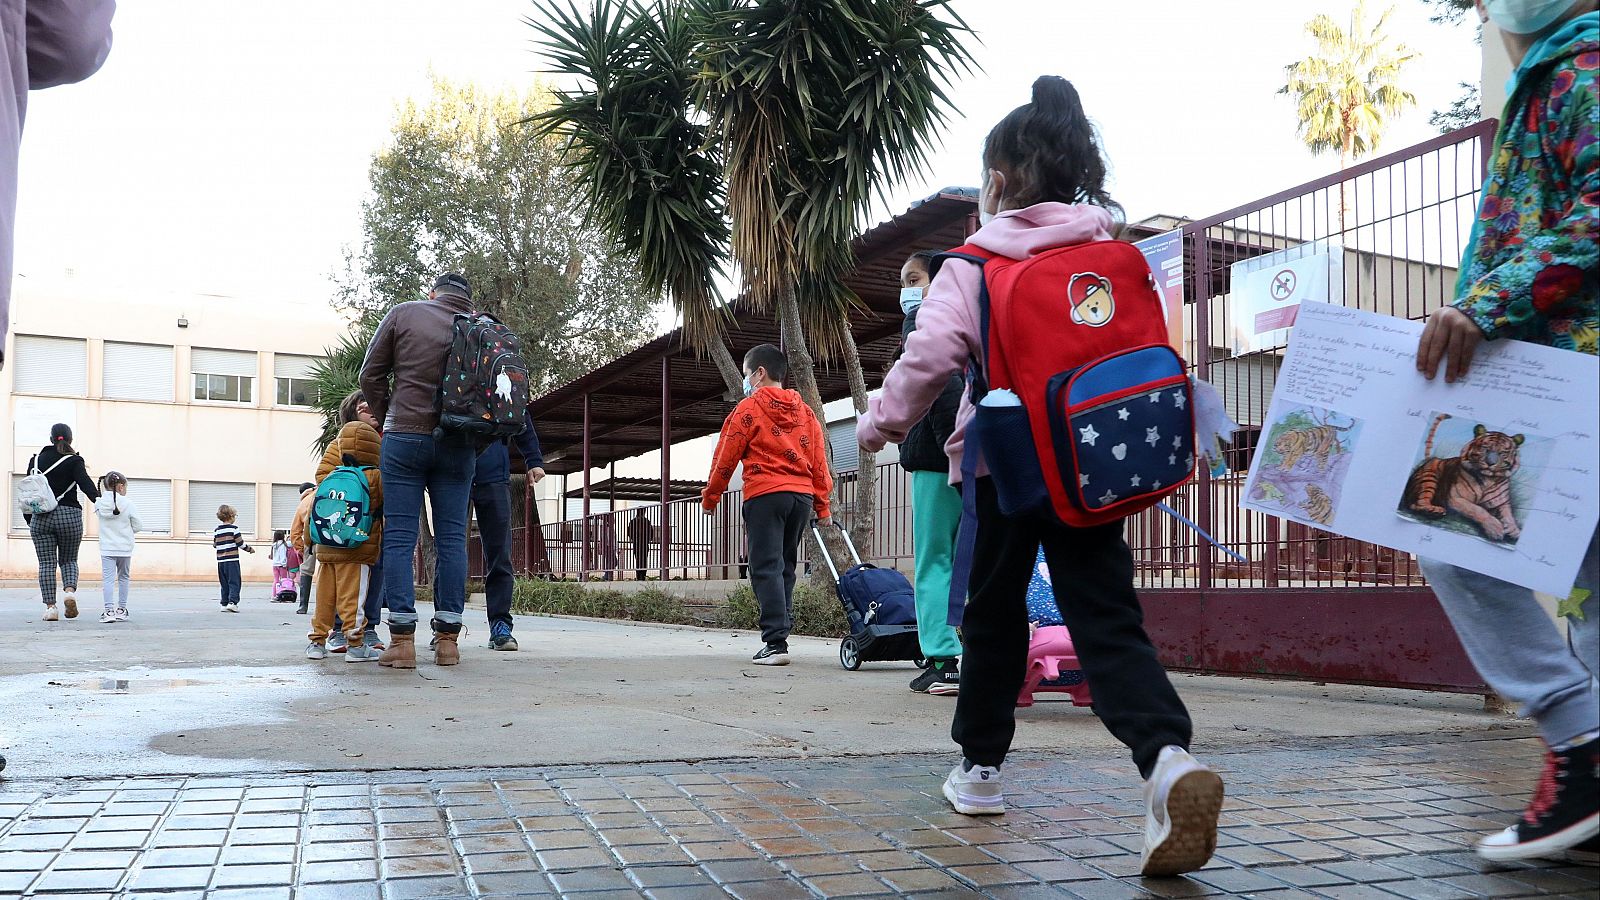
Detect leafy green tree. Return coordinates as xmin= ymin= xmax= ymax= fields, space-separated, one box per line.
xmin=1430 ymin=81 xmax=1482 ymax=133
xmin=532 ymin=0 xmax=975 ymax=556
xmin=336 ymin=77 xmax=660 ymax=394
xmin=1281 ymin=0 xmax=1419 ymax=224
xmin=1420 ymin=0 xmax=1474 ymax=25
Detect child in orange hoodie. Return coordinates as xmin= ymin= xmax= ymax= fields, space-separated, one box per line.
xmin=703 ymin=344 xmax=834 ymax=666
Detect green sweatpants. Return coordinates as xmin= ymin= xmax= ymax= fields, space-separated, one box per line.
xmin=911 ymin=469 xmax=963 ymax=659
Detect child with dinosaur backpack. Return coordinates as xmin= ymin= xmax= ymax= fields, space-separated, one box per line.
xmin=858 ymin=76 xmax=1222 ymax=877
xmin=298 ymin=421 xmax=384 ymax=662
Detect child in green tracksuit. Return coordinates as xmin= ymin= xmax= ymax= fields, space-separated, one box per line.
xmin=896 ymin=251 xmax=964 ymax=695
xmin=1413 ymin=3 xmax=1597 ymax=863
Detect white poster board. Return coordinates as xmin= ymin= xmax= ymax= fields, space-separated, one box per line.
xmin=12 ymin=398 xmax=76 ymax=449
xmin=1229 ymin=243 xmax=1342 ymax=356
xmin=1242 ymin=302 xmax=1599 ymax=596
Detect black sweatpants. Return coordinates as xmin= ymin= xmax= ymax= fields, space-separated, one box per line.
xmin=742 ymin=491 xmax=812 ymax=646
xmin=954 ymin=478 xmax=1191 ymax=778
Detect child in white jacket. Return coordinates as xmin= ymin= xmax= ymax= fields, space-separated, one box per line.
xmin=93 ymin=471 xmax=143 ymax=623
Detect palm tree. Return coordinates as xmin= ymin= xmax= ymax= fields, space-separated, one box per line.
xmin=307 ymin=323 xmax=375 ymax=454
xmin=532 ymin=0 xmax=975 ymax=557
xmin=1280 ymin=0 xmax=1418 ymax=226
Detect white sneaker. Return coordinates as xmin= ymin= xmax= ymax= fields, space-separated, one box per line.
xmin=225 ymin=603 xmax=240 ymax=613
xmin=942 ymin=761 xmax=1004 ymax=816
xmin=42 ymin=605 xmax=59 ymax=622
xmin=62 ymin=592 xmax=78 ymax=619
xmin=114 ymin=608 xmax=129 ymax=622
xmin=100 ymin=610 xmax=118 ymax=623
xmin=1141 ymin=746 xmax=1224 ymax=877
xmin=305 ymin=642 xmax=328 ymax=660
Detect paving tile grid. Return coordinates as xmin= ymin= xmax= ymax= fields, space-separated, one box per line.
xmin=0 ymin=732 xmax=1593 ymax=899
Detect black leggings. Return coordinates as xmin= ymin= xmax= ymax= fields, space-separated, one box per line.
xmin=953 ymin=478 xmax=1191 ymax=778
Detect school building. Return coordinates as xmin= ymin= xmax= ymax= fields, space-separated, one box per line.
xmin=2 ymin=276 xmax=346 ymax=583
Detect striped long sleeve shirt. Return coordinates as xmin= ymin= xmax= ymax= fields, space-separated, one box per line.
xmin=214 ymin=523 xmax=250 ymax=563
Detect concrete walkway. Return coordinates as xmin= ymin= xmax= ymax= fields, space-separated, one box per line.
xmin=1 ymin=583 xmax=1519 ymax=780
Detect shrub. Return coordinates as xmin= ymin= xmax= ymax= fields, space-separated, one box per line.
xmin=510 ymin=579 xmax=695 ymax=625
xmin=716 ymin=583 xmax=846 ymax=638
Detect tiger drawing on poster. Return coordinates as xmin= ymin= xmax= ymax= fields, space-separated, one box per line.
xmin=1400 ymin=414 xmax=1524 ymax=543
xmin=1273 ymin=422 xmax=1351 ymax=472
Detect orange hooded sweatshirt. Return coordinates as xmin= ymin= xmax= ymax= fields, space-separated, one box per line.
xmin=702 ymin=386 xmax=833 ymax=518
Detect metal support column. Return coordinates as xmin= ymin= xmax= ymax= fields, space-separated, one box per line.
xmin=582 ymin=393 xmax=592 ymax=576
xmin=660 ymin=355 xmax=672 ymax=582
xmin=1190 ymin=227 xmax=1214 ymax=592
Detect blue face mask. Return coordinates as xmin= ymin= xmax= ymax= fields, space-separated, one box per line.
xmin=1485 ymin=0 xmax=1578 ymax=34
xmin=742 ymin=374 xmax=757 ymax=398
xmin=900 ymin=286 xmax=924 ymax=315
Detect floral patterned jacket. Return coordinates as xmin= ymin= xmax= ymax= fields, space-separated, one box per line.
xmin=1454 ymin=16 xmax=1598 ymax=355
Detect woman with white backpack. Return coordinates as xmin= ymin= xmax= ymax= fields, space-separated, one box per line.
xmin=18 ymin=424 xmax=100 ymax=621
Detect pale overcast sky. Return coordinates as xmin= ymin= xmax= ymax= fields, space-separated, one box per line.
xmin=13 ymin=0 xmax=1480 ymax=310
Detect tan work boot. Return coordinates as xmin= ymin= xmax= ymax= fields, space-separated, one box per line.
xmin=434 ymin=631 xmax=461 ymax=666
xmin=378 ymin=632 xmax=416 ymax=669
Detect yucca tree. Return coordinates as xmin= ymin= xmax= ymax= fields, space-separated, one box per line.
xmin=533 ymin=0 xmax=974 ymax=555
xmin=1281 ymin=0 xmax=1418 ymax=225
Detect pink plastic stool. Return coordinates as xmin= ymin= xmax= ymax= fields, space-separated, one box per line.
xmin=1017 ymin=625 xmax=1094 ymax=708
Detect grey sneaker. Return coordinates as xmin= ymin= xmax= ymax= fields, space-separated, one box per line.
xmin=943 ymin=760 xmax=1004 ymax=815
xmin=328 ymin=632 xmax=348 ymax=653
xmin=305 ymin=642 xmax=328 ymax=660
xmin=345 ymin=644 xmax=381 ymax=662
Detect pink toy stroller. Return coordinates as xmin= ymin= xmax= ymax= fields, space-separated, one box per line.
xmin=273 ymin=573 xmax=297 ymax=603
xmin=1018 ymin=547 xmax=1094 ymax=708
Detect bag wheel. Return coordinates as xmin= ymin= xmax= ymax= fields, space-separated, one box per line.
xmin=839 ymin=636 xmax=862 ymax=671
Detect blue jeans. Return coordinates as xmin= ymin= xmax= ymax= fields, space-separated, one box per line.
xmin=217 ymin=562 xmax=242 ymax=606
xmin=380 ymin=432 xmax=475 ymax=630
xmin=472 ymin=481 xmax=515 ymax=633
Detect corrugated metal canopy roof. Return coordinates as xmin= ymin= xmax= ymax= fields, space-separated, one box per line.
xmin=529 ymin=189 xmax=979 ymax=476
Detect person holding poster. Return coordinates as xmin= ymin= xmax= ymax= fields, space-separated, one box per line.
xmin=1414 ymin=0 xmax=1598 ymax=863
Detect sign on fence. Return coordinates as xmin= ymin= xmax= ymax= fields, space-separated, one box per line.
xmin=1133 ymin=228 xmax=1185 ymax=351
xmin=1242 ymin=301 xmax=1600 ymax=596
xmin=1229 ymin=242 xmax=1342 ymax=356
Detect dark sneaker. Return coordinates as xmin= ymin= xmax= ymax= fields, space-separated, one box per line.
xmin=489 ymin=622 xmax=518 ymax=651
xmin=911 ymin=659 xmax=960 ymax=695
xmin=1478 ymin=738 xmax=1600 ymax=862
xmin=752 ymin=643 xmax=790 ymax=666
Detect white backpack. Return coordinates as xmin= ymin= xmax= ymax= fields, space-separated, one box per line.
xmin=14 ymin=455 xmax=71 ymax=519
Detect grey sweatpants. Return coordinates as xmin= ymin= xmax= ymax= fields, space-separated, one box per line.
xmin=1420 ymin=528 xmax=1599 ymax=746
xmin=742 ymin=492 xmax=813 ymax=646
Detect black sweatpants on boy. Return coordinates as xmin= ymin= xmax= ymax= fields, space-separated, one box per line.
xmin=954 ymin=478 xmax=1191 ymax=778
xmin=743 ymin=491 xmax=812 ymax=646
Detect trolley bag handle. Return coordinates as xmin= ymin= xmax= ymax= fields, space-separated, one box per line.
xmin=809 ymin=519 xmax=864 ymax=582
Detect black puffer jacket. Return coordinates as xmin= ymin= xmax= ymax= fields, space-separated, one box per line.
xmin=896 ymin=306 xmax=964 ymax=474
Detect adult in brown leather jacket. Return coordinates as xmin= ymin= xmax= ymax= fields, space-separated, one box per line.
xmin=357 ymin=272 xmax=479 ymax=668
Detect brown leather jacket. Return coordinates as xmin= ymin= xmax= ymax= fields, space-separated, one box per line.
xmin=358 ymin=293 xmax=473 ymax=434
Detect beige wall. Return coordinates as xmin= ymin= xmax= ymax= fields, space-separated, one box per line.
xmin=4 ymin=278 xmax=348 ymax=583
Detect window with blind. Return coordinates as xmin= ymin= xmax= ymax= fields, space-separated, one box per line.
xmin=270 ymin=483 xmax=303 ymax=531
xmin=103 ymin=342 xmax=174 ymax=402
xmin=191 ymin=348 xmax=256 ymax=404
xmin=123 ymin=479 xmax=173 ymax=534
xmin=273 ymin=354 xmax=321 ymax=407
xmin=9 ymin=335 xmax=87 ymax=396
xmin=188 ymin=481 xmax=256 ymax=536
xmin=827 ymin=419 xmax=859 ymax=474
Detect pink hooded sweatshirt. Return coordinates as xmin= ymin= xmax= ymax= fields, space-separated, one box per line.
xmin=856 ymin=202 xmax=1115 ymax=484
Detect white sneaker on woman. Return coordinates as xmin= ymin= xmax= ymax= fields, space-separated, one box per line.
xmin=43 ymin=605 xmax=59 ymax=622
xmin=99 ymin=610 xmax=118 ymax=623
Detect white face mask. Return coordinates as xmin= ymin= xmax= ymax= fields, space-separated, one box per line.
xmin=742 ymin=372 xmax=757 ymax=398
xmin=978 ymin=171 xmax=998 ymax=226
xmin=1484 ymin=0 xmax=1579 ymax=33
xmin=899 ymin=286 xmax=924 ymax=315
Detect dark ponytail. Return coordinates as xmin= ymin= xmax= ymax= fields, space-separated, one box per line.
xmin=983 ymin=76 xmax=1121 ymax=220
xmin=49 ymin=423 xmax=74 ymax=456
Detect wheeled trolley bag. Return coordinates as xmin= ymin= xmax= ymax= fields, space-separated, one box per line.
xmin=811 ymin=520 xmax=924 ymax=671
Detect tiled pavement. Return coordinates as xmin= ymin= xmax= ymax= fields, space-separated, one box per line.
xmin=0 ymin=732 xmax=1594 ymax=899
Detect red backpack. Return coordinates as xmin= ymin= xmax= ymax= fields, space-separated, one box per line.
xmin=943 ymin=239 xmax=1196 ymax=528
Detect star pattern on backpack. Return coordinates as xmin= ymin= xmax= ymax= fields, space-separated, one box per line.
xmin=1069 ymin=387 xmax=1194 ymax=511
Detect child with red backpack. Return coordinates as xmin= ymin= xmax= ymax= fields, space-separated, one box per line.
xmin=858 ymin=76 xmax=1222 ymax=877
